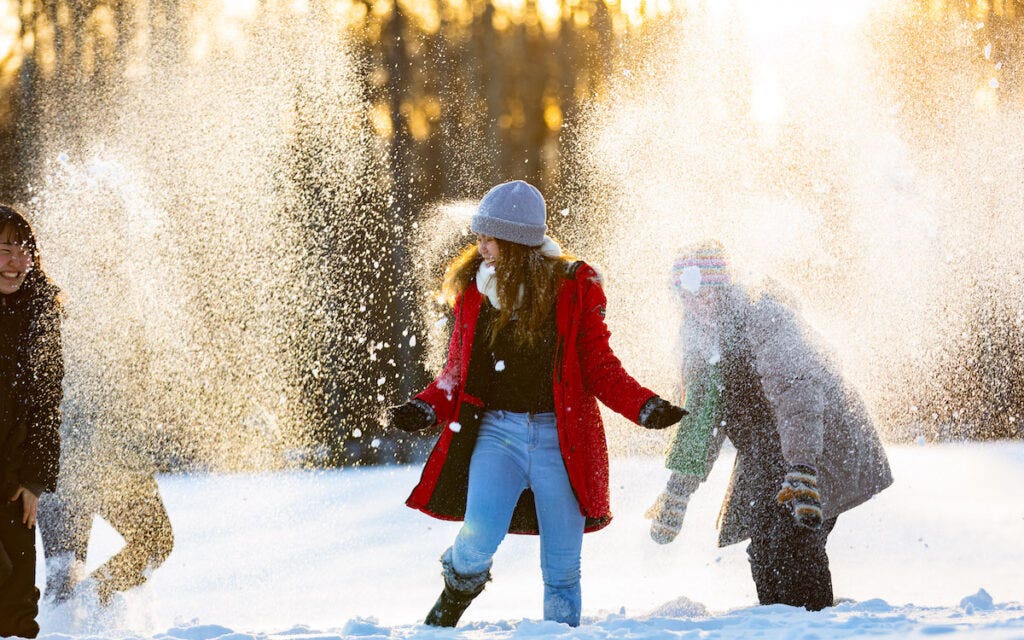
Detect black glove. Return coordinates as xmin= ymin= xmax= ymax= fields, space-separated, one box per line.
xmin=387 ymin=401 xmax=433 ymax=433
xmin=640 ymin=397 xmax=688 ymax=430
xmin=776 ymin=464 xmax=824 ymax=530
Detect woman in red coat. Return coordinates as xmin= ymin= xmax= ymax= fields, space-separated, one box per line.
xmin=388 ymin=180 xmax=685 ymax=628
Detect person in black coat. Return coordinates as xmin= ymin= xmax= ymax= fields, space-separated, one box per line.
xmin=0 ymin=205 xmax=62 ymax=638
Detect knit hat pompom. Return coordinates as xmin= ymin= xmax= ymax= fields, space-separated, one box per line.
xmin=470 ymin=180 xmax=547 ymax=247
xmin=672 ymin=240 xmax=731 ymax=295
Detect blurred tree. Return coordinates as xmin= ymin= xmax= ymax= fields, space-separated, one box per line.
xmin=0 ymin=0 xmax=681 ymax=465
xmin=7 ymin=0 xmax=1024 ymax=462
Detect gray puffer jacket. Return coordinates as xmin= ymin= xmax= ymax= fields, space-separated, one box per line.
xmin=668 ymin=288 xmax=893 ymax=546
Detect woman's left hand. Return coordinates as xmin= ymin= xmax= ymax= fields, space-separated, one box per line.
xmin=8 ymin=486 xmax=38 ymax=529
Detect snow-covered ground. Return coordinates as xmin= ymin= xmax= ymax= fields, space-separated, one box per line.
xmin=37 ymin=441 xmax=1024 ymax=639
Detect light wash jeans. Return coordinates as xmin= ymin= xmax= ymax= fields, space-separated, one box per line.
xmin=449 ymin=410 xmax=586 ymax=626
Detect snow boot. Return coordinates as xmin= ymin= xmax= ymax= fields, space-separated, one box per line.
xmin=424 ymin=548 xmax=490 ymax=627
xmin=424 ymin=577 xmax=486 ymax=627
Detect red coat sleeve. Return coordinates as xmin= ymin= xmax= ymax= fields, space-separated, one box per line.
xmin=415 ymin=296 xmax=464 ymax=427
xmin=574 ymin=264 xmax=657 ymax=423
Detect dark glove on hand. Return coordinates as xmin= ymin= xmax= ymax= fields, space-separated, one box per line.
xmin=640 ymin=397 xmax=688 ymax=430
xmin=387 ymin=401 xmax=433 ymax=433
xmin=776 ymin=464 xmax=824 ymax=530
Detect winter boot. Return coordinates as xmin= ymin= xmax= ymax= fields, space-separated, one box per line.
xmin=424 ymin=548 xmax=490 ymax=627
xmin=0 ymin=587 xmax=40 ymax=638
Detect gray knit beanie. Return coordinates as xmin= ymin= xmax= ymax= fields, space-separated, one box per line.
xmin=470 ymin=180 xmax=547 ymax=247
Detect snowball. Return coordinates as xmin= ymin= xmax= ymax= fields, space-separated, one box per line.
xmin=342 ymin=618 xmax=388 ymax=636
xmin=677 ymin=265 xmax=703 ymax=294
xmin=352 ymin=428 xmax=362 ymax=438
xmin=959 ymin=588 xmax=994 ymax=612
xmin=370 ymin=438 xmax=381 ymax=448
xmin=644 ymin=595 xmax=708 ymax=618
xmin=495 ymin=360 xmax=506 ymax=372
xmin=854 ymin=598 xmax=895 ymax=613
xmin=409 ymin=335 xmax=416 ymax=347
xmin=449 ymin=422 xmax=462 ymax=433
xmin=376 ymin=377 xmax=386 ymax=386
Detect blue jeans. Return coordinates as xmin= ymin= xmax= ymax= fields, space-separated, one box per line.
xmin=449 ymin=410 xmax=586 ymax=626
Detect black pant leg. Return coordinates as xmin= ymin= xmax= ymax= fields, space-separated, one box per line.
xmin=747 ymin=501 xmax=837 ymax=611
xmin=0 ymin=500 xmax=40 ymax=638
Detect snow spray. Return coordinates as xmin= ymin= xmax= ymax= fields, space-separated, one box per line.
xmin=27 ymin=3 xmax=383 ymax=471
xmin=559 ymin=0 xmax=1024 ymax=451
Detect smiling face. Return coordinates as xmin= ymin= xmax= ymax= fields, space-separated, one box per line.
xmin=476 ymin=233 xmax=500 ymax=267
xmin=0 ymin=224 xmax=33 ymax=295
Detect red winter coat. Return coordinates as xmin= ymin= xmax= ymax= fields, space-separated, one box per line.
xmin=406 ymin=262 xmax=656 ymax=534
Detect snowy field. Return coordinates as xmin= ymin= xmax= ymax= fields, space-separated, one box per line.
xmin=37 ymin=441 xmax=1024 ymax=639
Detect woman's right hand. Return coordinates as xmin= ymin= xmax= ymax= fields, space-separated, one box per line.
xmin=386 ymin=401 xmax=433 ymax=433
xmin=646 ymin=472 xmax=700 ymax=544
xmin=639 ymin=397 xmax=688 ymax=429
xmin=8 ymin=486 xmax=38 ymax=529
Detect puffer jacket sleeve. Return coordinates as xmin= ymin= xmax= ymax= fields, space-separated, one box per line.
xmin=747 ymin=296 xmax=825 ymax=465
xmin=20 ymin=294 xmax=63 ymax=495
xmin=574 ymin=264 xmax=656 ymax=422
xmin=414 ymin=295 xmax=464 ymax=427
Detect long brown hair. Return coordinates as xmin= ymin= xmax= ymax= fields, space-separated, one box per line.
xmin=441 ymin=238 xmax=574 ymax=347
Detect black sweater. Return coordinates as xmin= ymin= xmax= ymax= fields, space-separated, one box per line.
xmin=465 ymin=300 xmax=557 ymax=414
xmin=0 ymin=277 xmax=63 ymax=496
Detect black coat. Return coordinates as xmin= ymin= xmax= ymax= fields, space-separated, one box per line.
xmin=0 ymin=275 xmax=62 ymax=497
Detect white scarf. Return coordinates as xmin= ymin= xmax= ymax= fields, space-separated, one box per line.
xmin=475 ymin=236 xmax=563 ymax=310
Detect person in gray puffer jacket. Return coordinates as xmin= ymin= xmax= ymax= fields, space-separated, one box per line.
xmin=646 ymin=240 xmax=892 ymax=611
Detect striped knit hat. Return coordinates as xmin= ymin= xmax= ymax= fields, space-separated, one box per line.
xmin=671 ymin=240 xmax=731 ymax=294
